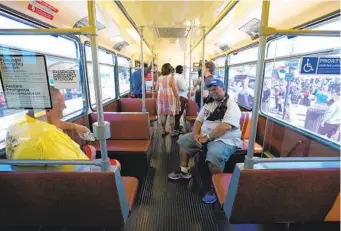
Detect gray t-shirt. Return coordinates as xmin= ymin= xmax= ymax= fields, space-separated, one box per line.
xmin=196 ymin=98 xmax=242 ymax=148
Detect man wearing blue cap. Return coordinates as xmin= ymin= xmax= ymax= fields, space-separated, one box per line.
xmin=168 ymin=79 xmax=242 ymax=204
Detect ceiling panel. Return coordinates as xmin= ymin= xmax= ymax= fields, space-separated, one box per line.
xmin=121 ymin=0 xmax=228 ymax=49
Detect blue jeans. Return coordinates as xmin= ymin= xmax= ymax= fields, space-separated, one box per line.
xmin=177 ymin=133 xmax=237 ymax=170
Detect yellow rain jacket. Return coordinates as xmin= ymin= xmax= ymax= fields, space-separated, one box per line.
xmin=6 ymin=115 xmax=89 ymax=171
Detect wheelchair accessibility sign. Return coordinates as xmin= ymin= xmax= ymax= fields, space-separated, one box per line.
xmin=300 ymin=56 xmax=340 ymax=75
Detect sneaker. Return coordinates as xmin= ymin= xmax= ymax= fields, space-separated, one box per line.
xmin=168 ymin=171 xmax=192 ymax=180
xmin=202 ymin=189 xmax=217 ymax=204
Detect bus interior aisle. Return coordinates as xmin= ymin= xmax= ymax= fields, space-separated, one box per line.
xmin=123 ymin=126 xmax=340 ymax=231
xmin=0 ymin=0 xmax=340 ymax=230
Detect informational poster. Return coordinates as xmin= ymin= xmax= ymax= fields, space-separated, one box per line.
xmin=0 ymin=55 xmax=52 ymax=109
xmin=51 ymin=69 xmax=80 ymax=89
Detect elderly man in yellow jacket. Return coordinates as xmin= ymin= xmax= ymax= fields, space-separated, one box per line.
xmin=6 ymin=87 xmax=92 ymax=169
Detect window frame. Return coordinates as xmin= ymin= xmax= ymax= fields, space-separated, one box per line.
xmin=84 ymin=41 xmax=117 ymax=111
xmin=116 ymin=53 xmax=132 ymax=97
xmin=0 ymin=13 xmax=89 ymax=119
xmin=0 ymin=9 xmax=89 ymax=151
xmin=258 ymin=15 xmax=341 ymax=151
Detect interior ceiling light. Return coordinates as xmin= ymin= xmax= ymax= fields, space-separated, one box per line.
xmin=73 ymin=17 xmax=106 ymax=30
xmin=113 ymin=41 xmax=129 ymax=52
xmin=239 ymin=18 xmax=261 ymax=40
xmin=214 ymin=41 xmax=229 ymax=52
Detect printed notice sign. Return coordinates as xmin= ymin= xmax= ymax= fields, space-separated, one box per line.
xmin=300 ymin=56 xmax=340 ymax=75
xmin=52 ymin=69 xmax=80 ymax=89
xmin=28 ymin=0 xmax=58 ymax=20
xmin=0 ymin=55 xmax=52 ymax=109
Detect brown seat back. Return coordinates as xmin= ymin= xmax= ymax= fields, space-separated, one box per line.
xmin=0 ymin=170 xmax=129 ymax=228
xmin=145 ymin=91 xmax=157 ymax=98
xmin=119 ymin=98 xmax=157 ymax=117
xmin=240 ymin=112 xmax=251 ymax=140
xmin=90 ymin=112 xmax=150 ymax=140
xmin=186 ymin=99 xmax=198 ymax=117
xmin=224 ymin=165 xmax=340 ymax=223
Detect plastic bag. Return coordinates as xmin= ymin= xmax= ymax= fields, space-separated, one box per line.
xmin=6 ymin=115 xmax=89 ymax=164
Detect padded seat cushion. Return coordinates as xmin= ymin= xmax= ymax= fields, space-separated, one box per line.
xmin=212 ymin=173 xmax=233 ymax=206
xmin=122 ymin=176 xmax=139 ymax=211
xmin=94 ymin=140 xmax=150 ymax=154
xmin=235 ymin=139 xmax=263 ymax=155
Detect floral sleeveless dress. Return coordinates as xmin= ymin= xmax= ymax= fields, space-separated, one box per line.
xmin=157 ymin=75 xmax=179 ymax=115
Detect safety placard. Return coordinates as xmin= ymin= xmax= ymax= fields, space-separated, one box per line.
xmin=28 ymin=0 xmax=58 ymax=20
xmin=52 ymin=69 xmax=80 ymax=89
xmin=0 ymin=55 xmax=52 ymax=109
xmin=300 ymin=57 xmax=340 ymax=75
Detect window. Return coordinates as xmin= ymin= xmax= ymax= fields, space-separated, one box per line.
xmin=261 ymin=17 xmax=341 ymax=145
xmin=0 ymin=13 xmax=86 ymax=148
xmin=46 ymin=58 xmax=83 ymax=117
xmin=212 ymin=56 xmax=226 ymax=83
xmin=228 ymin=64 xmax=257 ymax=108
xmin=227 ymin=46 xmax=258 ymax=108
xmin=267 ymin=18 xmax=341 ymax=59
xmin=117 ymin=56 xmax=131 ymax=95
xmin=85 ymin=45 xmax=116 ymax=106
xmin=229 ymin=46 xmax=258 ymax=65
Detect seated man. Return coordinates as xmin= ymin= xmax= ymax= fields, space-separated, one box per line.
xmin=6 ymin=87 xmax=90 ymax=167
xmin=46 ymin=86 xmax=90 ymax=135
xmin=168 ymin=79 xmax=242 ymax=204
xmin=6 ymin=86 xmax=121 ymax=171
xmin=4 ymin=87 xmax=121 ymax=172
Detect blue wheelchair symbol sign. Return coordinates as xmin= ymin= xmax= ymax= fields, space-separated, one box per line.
xmin=300 ymin=57 xmax=318 ymax=74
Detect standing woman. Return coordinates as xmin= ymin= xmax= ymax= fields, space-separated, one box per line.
xmin=156 ymin=63 xmax=180 ymax=136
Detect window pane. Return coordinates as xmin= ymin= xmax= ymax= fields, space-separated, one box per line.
xmin=85 ymin=45 xmax=113 ymax=64
xmin=213 ymin=57 xmax=226 ymax=83
xmin=229 ymin=46 xmax=258 ymax=65
xmin=117 ymin=56 xmax=131 ymax=67
xmin=0 ymin=15 xmax=77 ymax=59
xmin=87 ymin=63 xmax=116 ymax=105
xmin=228 ymin=64 xmax=257 ymax=108
xmin=267 ymin=18 xmax=341 ymax=58
xmin=46 ymin=58 xmax=84 ymax=117
xmin=261 ymin=53 xmax=341 ymax=145
xmin=118 ymin=66 xmax=131 ymax=95
xmin=0 ymin=14 xmax=84 ymax=149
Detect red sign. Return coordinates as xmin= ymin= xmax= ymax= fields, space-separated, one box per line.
xmin=35 ymin=0 xmax=59 ymax=13
xmin=28 ymin=3 xmax=54 ymax=20
xmin=145 ymin=72 xmax=152 ymax=81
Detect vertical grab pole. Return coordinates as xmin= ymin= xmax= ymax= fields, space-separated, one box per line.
xmin=183 ymin=43 xmax=186 ymax=80
xmin=200 ymin=27 xmax=206 ymax=109
xmin=189 ymin=44 xmax=192 ymax=96
xmin=151 ymin=47 xmax=155 ymax=99
xmin=87 ymin=0 xmax=110 ymax=171
xmin=140 ymin=26 xmax=146 ymax=112
xmin=244 ymin=0 xmax=270 ymax=169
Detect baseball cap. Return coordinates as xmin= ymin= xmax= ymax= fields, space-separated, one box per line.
xmin=206 ymin=79 xmax=225 ymax=88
